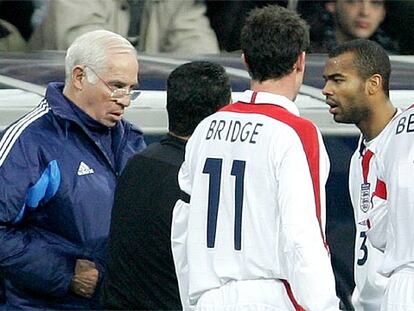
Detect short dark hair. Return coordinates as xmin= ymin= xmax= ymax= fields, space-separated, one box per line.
xmin=240 ymin=5 xmax=310 ymax=82
xmin=329 ymin=39 xmax=391 ymax=97
xmin=167 ymin=61 xmax=231 ymax=136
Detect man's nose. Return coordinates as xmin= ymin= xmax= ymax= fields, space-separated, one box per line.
xmin=116 ymin=96 xmax=131 ymax=108
xmin=322 ymin=83 xmax=331 ymax=96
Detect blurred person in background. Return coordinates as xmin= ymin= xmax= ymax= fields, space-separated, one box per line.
xmin=0 ymin=19 xmax=27 ymax=52
xmin=102 ymin=61 xmax=231 ymax=310
xmin=300 ymin=0 xmax=398 ymax=53
xmin=206 ymin=1 xmax=292 ymax=52
xmin=0 ymin=30 xmax=146 ymax=309
xmin=29 ymin=0 xmax=219 ymax=54
xmin=383 ymin=0 xmax=414 ymax=54
xmin=0 ymin=0 xmax=34 ymax=51
xmin=326 ymin=0 xmax=386 ymax=44
xmin=0 ymin=0 xmax=34 ymax=40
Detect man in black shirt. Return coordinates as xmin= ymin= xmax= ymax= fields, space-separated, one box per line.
xmin=102 ymin=61 xmax=232 ymax=310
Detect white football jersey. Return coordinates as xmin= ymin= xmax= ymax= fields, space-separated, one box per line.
xmin=371 ymin=105 xmax=414 ymax=277
xmin=172 ymin=91 xmax=338 ymax=310
xmin=349 ymin=131 xmax=391 ymax=311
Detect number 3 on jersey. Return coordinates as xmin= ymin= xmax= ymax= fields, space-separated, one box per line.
xmin=357 ymin=231 xmax=368 ymax=265
xmin=203 ymin=157 xmax=246 ymax=251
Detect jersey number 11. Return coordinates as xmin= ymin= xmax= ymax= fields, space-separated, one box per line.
xmin=203 ymin=157 xmax=246 ymax=251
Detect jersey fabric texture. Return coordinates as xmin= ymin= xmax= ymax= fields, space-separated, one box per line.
xmin=380 ymin=268 xmax=414 ymax=311
xmin=171 ymin=91 xmax=339 ymax=311
xmin=0 ymin=82 xmax=146 ymax=310
xmin=349 ymin=110 xmax=400 ymax=310
xmin=349 ymin=131 xmax=392 ymax=311
xmin=194 ymin=278 xmax=307 ymax=311
xmin=102 ymin=134 xmax=184 ymax=310
xmin=370 ymin=105 xmax=414 ymax=310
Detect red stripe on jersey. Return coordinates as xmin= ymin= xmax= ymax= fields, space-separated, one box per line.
xmin=362 ymin=150 xmax=374 ymax=183
xmin=221 ymin=102 xmax=325 ymax=242
xmin=282 ymin=280 xmax=305 ymax=311
xmin=373 ymin=178 xmax=387 ymax=200
xmin=251 ymin=91 xmax=258 ymax=103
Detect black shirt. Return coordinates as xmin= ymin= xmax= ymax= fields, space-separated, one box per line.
xmin=102 ymin=134 xmax=185 ymax=310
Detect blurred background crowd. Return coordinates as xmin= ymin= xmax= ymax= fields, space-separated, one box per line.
xmin=1 ymin=0 xmax=413 ymax=55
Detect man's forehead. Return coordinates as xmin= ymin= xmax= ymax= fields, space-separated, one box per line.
xmin=325 ymin=52 xmax=356 ymax=72
xmin=105 ymin=53 xmax=139 ymax=71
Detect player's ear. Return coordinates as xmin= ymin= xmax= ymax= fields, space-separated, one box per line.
xmin=241 ymin=53 xmax=250 ymax=73
xmin=295 ymin=52 xmax=306 ymax=73
xmin=367 ymin=74 xmax=382 ymax=96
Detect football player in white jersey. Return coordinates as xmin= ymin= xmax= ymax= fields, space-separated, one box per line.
xmin=171 ymin=5 xmax=339 ymax=311
xmin=369 ymin=105 xmax=414 ymax=310
xmin=322 ymin=39 xmax=398 ymax=311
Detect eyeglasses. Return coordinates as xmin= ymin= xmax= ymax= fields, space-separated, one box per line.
xmin=85 ymin=66 xmax=141 ymax=100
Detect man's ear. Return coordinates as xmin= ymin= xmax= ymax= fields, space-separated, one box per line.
xmin=366 ymin=74 xmax=382 ymax=96
xmin=325 ymin=1 xmax=336 ymax=14
xmin=71 ymin=66 xmax=85 ymax=90
xmin=241 ymin=53 xmax=250 ymax=72
xmin=295 ymin=51 xmax=306 ymax=73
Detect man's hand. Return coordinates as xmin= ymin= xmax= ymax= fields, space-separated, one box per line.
xmin=69 ymin=259 xmax=99 ymax=298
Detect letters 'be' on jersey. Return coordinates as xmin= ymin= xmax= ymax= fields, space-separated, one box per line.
xmin=173 ymin=91 xmax=338 ymax=310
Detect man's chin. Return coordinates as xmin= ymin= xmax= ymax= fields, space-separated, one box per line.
xmin=333 ymin=115 xmax=353 ymax=124
xmin=100 ymin=119 xmax=118 ymax=128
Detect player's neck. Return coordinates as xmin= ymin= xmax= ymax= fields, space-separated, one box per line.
xmin=250 ymin=77 xmax=298 ymax=102
xmin=359 ymin=100 xmax=396 ymax=141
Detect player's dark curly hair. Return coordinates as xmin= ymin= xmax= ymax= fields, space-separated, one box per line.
xmin=167 ymin=61 xmax=231 ymax=137
xmin=329 ymin=39 xmax=391 ymax=97
xmin=241 ymin=5 xmax=310 ymax=82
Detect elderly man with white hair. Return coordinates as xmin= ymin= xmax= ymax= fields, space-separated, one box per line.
xmin=0 ymin=29 xmax=146 ymax=309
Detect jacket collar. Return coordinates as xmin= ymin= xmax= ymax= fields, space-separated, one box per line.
xmin=45 ymin=82 xmax=85 ymax=124
xmin=237 ymin=90 xmax=300 ymax=116
xmin=44 ymin=82 xmax=137 ymax=170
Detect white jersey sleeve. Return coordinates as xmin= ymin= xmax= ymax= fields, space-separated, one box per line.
xmin=172 ymin=92 xmax=339 ymax=311
xmin=276 ymin=123 xmax=337 ymax=310
xmin=171 ymin=199 xmax=192 ymax=311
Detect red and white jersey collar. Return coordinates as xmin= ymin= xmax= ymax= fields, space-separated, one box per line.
xmin=237 ymin=90 xmax=300 ymax=117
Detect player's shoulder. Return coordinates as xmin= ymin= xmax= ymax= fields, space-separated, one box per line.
xmin=391 ymin=105 xmax=414 ymax=136
xmin=375 ymin=106 xmax=413 ymax=154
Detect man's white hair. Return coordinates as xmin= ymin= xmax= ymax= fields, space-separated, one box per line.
xmin=65 ymin=30 xmax=137 ymax=84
